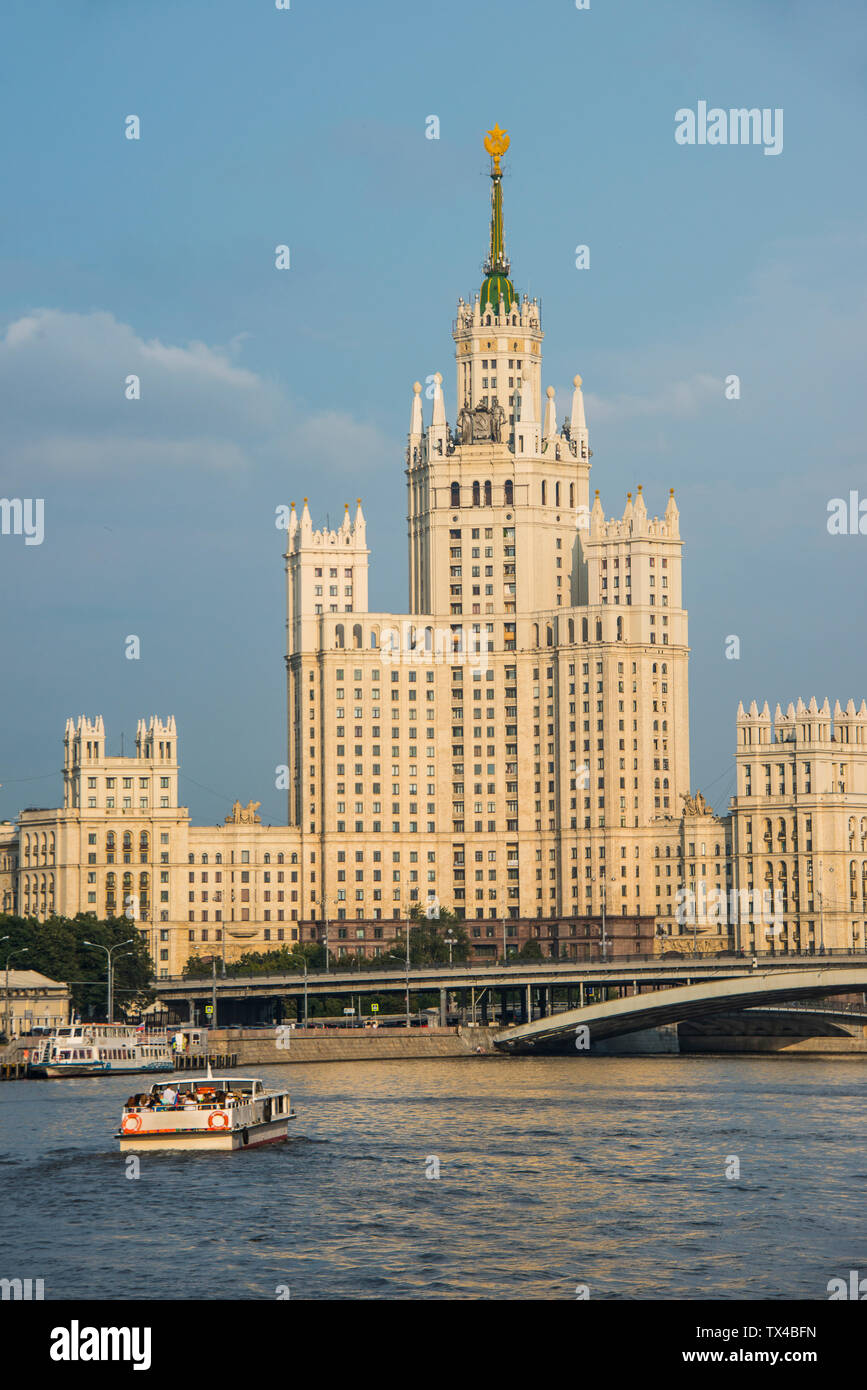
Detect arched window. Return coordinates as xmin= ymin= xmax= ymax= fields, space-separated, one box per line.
xmin=555 ymin=482 xmax=561 ymax=507
xmin=569 ymin=483 xmax=574 ymax=508
xmin=616 ymin=616 xmax=623 ymax=640
xmin=595 ymin=619 xmax=602 ymax=641
xmin=546 ymin=625 xmax=553 ymax=647
xmin=541 ymin=481 xmax=547 ymax=505
xmin=353 ymin=623 xmax=362 ymax=648
xmin=188 ymin=853 xmax=195 ymax=864
xmin=582 ymin=617 xmax=588 ymax=642
xmin=370 ymin=630 xmax=378 ymax=649
xmin=504 ymin=479 xmax=513 ymax=505
xmin=472 ymin=480 xmax=480 ymax=507
xmin=568 ymin=618 xmax=574 ymax=643
xmin=451 ymin=482 xmax=461 ymax=508
xmin=291 ymin=852 xmax=298 ymax=865
xmin=106 ymin=831 xmax=116 ymax=853
xmin=264 ymin=852 xmax=271 ymax=864
xmin=123 ymin=831 xmax=132 ymax=852
xmin=533 ymin=623 xmax=540 ymax=646
xmin=484 ymin=480 xmax=492 ymax=506
xmin=335 ymin=623 xmax=344 ymax=649
xmin=215 ymin=853 xmax=222 ymax=864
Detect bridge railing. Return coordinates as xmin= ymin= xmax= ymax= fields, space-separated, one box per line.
xmin=174 ymin=945 xmax=867 ymax=982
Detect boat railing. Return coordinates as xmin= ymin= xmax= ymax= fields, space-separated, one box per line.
xmin=122 ymin=1096 xmax=251 ymax=1114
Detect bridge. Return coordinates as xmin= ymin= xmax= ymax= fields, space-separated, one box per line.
xmin=491 ymin=966 xmax=867 ymax=1051
xmin=152 ymin=954 xmax=867 ymax=1032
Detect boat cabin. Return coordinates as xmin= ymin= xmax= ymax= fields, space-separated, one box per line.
xmin=123 ymin=1078 xmax=280 ymax=1113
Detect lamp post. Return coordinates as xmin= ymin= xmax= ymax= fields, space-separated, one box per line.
xmin=591 ymin=875 xmax=615 ymax=963
xmin=444 ymin=931 xmax=456 ymax=966
xmin=322 ymin=899 xmax=332 ymax=972
xmin=83 ymin=938 xmax=135 ymax=1022
xmin=405 ymin=911 xmax=411 ymax=1034
xmin=4 ymin=947 xmax=28 ymax=1041
xmin=817 ymin=863 xmax=834 ymax=955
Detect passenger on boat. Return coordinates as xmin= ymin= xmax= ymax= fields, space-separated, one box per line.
xmin=160 ymin=1085 xmax=177 ymax=1107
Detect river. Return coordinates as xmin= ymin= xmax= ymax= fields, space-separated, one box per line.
xmin=1 ymin=1055 xmax=864 ymax=1300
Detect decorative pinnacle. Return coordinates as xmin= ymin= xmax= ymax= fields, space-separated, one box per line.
xmin=483 ymin=123 xmax=510 ymax=174
xmin=482 ymin=125 xmax=511 ymax=280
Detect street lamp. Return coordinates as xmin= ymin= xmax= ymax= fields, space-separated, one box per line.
xmin=83 ymin=937 xmax=135 ymax=1023
xmin=444 ymin=931 xmax=457 ymax=966
xmin=4 ymin=947 xmax=28 ymax=1040
xmin=816 ymin=863 xmax=835 ymax=955
xmin=320 ymin=898 xmax=333 ymax=972
xmin=591 ymin=874 xmax=616 ymax=963
xmin=405 ymin=911 xmax=411 ymax=1034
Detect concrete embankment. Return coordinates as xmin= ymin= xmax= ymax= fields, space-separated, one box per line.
xmin=204 ymin=1025 xmax=500 ymax=1066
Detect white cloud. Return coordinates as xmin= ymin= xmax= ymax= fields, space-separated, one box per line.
xmin=585 ymin=373 xmax=721 ymax=423
xmin=0 ymin=308 xmax=391 ymax=482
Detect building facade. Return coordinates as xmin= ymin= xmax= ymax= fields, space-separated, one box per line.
xmin=728 ymin=698 xmax=867 ymax=953
xmin=1 ymin=969 xmax=71 ymax=1038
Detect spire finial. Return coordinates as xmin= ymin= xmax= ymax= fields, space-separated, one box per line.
xmin=482 ymin=125 xmax=511 ymax=283
xmin=483 ymin=123 xmax=510 ymax=175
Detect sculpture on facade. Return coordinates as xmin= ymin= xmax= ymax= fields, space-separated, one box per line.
xmin=458 ymin=397 xmax=506 ymax=444
xmin=225 ymin=800 xmax=262 ymax=825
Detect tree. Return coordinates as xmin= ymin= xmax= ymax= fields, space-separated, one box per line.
xmin=380 ymin=910 xmax=472 ymax=966
xmin=517 ymin=938 xmax=543 ymax=960
xmin=0 ymin=912 xmax=154 ymax=1021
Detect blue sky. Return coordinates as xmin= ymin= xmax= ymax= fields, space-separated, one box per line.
xmin=1 ymin=0 xmax=865 ymax=825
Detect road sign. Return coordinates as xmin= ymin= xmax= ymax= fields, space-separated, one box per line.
xmin=371 ymin=1002 xmax=379 ymax=1013
xmin=204 ymin=1005 xmax=213 ymax=1016
xmin=343 ymin=1007 xmax=355 ymax=1015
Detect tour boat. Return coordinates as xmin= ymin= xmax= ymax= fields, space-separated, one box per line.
xmin=116 ymin=1075 xmax=295 ymax=1151
xmin=29 ymin=1024 xmax=173 ymax=1077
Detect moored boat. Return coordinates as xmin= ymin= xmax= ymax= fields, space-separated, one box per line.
xmin=29 ymin=1024 xmax=173 ymax=1077
xmin=116 ymin=1075 xmax=295 ymax=1151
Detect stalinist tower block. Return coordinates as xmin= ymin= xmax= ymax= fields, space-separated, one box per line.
xmin=284 ymin=127 xmax=690 ymax=934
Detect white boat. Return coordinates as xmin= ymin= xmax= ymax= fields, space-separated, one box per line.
xmin=29 ymin=1024 xmax=174 ymax=1077
xmin=116 ymin=1075 xmax=295 ymax=1151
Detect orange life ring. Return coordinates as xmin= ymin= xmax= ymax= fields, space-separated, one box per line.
xmin=122 ymin=1114 xmax=142 ymax=1133
xmin=208 ymin=1111 xmax=229 ymax=1130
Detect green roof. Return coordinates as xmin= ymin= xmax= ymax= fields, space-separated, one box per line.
xmin=480 ymin=273 xmax=517 ymax=314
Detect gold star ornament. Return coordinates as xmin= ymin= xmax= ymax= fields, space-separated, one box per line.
xmin=483 ymin=124 xmax=510 ymax=173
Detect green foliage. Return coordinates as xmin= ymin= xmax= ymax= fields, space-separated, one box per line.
xmin=182 ymin=941 xmax=326 ymax=978
xmin=517 ymin=937 xmax=543 ymax=960
xmin=0 ymin=912 xmax=154 ymax=1020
